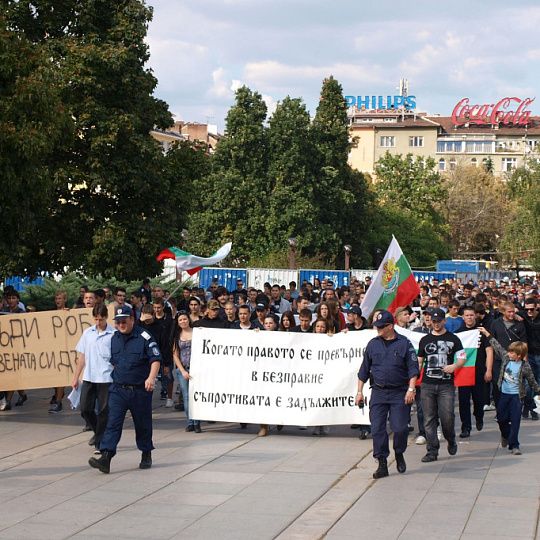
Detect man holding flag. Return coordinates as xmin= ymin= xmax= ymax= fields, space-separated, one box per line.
xmin=417 ymin=308 xmax=467 ymax=463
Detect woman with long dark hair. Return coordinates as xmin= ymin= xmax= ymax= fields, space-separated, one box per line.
xmin=187 ymin=296 xmax=203 ymax=324
xmin=279 ymin=311 xmax=296 ymax=332
xmin=172 ymin=311 xmax=200 ymax=432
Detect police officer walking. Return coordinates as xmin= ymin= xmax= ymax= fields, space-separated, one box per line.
xmin=356 ymin=310 xmax=419 ymax=479
xmin=89 ymin=306 xmax=161 ymax=474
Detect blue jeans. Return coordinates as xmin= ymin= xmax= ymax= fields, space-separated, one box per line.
xmin=174 ymin=368 xmax=199 ymax=426
xmin=497 ymin=393 xmax=522 ymax=449
xmin=421 ymin=384 xmax=456 ymax=456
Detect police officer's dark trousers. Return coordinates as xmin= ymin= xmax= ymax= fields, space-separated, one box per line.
xmin=369 ymin=388 xmax=410 ymax=459
xmin=100 ymin=384 xmax=154 ymax=453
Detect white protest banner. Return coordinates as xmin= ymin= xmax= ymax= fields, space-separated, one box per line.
xmin=190 ymin=328 xmax=375 ymax=426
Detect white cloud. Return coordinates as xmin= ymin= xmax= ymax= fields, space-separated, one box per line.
xmin=146 ymin=1 xmax=540 ymax=129
xmin=209 ymin=67 xmax=231 ymax=98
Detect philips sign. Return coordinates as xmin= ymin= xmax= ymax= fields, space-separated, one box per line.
xmin=345 ymin=95 xmax=417 ymax=110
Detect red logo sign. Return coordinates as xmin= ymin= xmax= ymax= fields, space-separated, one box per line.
xmin=451 ymin=97 xmax=534 ymax=126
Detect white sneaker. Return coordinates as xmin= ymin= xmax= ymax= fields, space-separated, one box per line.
xmin=165 ymin=398 xmax=174 ymax=408
xmin=437 ymin=428 xmax=443 ymax=442
xmin=483 ymin=403 xmax=496 ymax=411
xmin=415 ymin=435 xmax=426 ymax=445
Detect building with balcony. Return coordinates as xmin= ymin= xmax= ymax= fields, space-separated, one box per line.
xmin=348 ymin=104 xmax=540 ymax=177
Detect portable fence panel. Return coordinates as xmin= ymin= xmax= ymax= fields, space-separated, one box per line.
xmin=298 ymin=269 xmax=351 ymax=288
xmin=247 ymin=269 xmax=299 ymax=290
xmin=198 ymin=268 xmax=247 ymax=291
xmin=413 ymin=271 xmax=456 ymax=283
xmin=350 ymin=269 xmax=375 ymax=282
xmin=4 ymin=276 xmax=45 ymax=292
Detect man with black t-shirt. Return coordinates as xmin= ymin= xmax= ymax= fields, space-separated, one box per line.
xmin=457 ymin=307 xmax=493 ymax=438
xmin=418 ymin=308 xmax=467 ymax=463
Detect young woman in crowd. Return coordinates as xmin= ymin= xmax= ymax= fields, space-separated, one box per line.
xmin=315 ymin=302 xmax=339 ymax=334
xmin=172 ymin=312 xmax=200 ymax=433
xmin=279 ymin=311 xmax=296 ymax=332
xmin=187 ymin=296 xmax=203 ymax=324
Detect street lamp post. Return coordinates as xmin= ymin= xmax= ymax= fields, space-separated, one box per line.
xmin=288 ymin=237 xmax=297 ymax=270
xmin=344 ymin=244 xmax=352 ymax=271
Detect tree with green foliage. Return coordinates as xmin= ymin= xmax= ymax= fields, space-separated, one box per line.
xmin=0 ymin=12 xmax=71 ymax=276
xmin=374 ymin=152 xmax=447 ymax=227
xmin=444 ymin=165 xmax=508 ymax=256
xmin=368 ymin=204 xmax=451 ymax=267
xmin=500 ymin=161 xmax=540 ymax=270
xmin=188 ymin=86 xmax=269 ymax=264
xmin=265 ymin=97 xmax=319 ymax=256
xmin=4 ymin=0 xmax=189 ymax=280
xmin=311 ymin=76 xmax=371 ymax=265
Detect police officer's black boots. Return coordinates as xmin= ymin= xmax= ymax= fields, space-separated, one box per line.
xmin=89 ymin=450 xmax=115 ymax=474
xmin=395 ymin=453 xmax=406 ymax=473
xmin=139 ymin=451 xmax=152 ymax=469
xmin=373 ymin=457 xmax=389 ymax=479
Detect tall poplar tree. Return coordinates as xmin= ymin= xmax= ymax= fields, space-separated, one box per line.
xmin=188 ymin=86 xmax=269 ymax=263
xmin=265 ymin=97 xmax=319 ymax=254
xmin=312 ymin=76 xmax=371 ymax=265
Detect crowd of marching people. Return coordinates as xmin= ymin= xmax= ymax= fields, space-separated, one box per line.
xmin=0 ymin=272 xmax=539 ymax=468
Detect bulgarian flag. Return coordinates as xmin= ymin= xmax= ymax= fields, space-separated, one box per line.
xmin=156 ymin=242 xmax=232 ymax=276
xmin=396 ymin=327 xmax=479 ymax=387
xmin=360 ymin=236 xmax=420 ymax=319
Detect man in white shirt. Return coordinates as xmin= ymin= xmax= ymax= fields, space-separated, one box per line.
xmin=72 ymin=304 xmax=115 ymax=452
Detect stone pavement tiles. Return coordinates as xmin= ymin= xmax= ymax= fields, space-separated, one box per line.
xmin=0 ymin=390 xmax=539 ymax=539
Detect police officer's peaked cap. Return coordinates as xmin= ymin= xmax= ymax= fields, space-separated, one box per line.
xmin=373 ymin=310 xmax=394 ymax=327
xmin=113 ymin=305 xmax=133 ymax=320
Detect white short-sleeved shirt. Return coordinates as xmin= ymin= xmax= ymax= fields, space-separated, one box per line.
xmin=75 ymin=324 xmax=115 ymax=383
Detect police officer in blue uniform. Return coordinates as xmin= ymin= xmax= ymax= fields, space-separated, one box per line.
xmin=89 ymin=306 xmax=161 ymax=474
xmin=356 ymin=310 xmax=419 ymax=479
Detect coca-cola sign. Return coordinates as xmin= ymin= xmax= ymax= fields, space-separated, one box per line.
xmin=451 ymin=97 xmax=534 ymax=126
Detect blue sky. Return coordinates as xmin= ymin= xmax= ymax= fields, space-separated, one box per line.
xmin=146 ymin=0 xmax=540 ymax=131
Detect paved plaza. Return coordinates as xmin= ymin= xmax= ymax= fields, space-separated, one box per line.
xmin=0 ymin=390 xmax=539 ymax=539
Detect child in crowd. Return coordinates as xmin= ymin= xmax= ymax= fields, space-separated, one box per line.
xmin=479 ymin=327 xmax=540 ymax=454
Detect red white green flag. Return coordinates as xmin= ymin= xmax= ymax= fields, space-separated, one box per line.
xmin=360 ymin=236 xmax=420 ymax=319
xmin=156 ymin=242 xmax=232 ymax=276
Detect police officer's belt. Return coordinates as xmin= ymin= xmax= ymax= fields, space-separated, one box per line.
xmin=116 ymin=383 xmax=145 ymax=390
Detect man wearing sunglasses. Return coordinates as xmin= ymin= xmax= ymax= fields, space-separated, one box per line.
xmin=89 ymin=306 xmax=161 ymax=474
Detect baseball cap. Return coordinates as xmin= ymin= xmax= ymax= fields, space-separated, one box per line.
xmin=113 ymin=305 xmax=133 ymax=321
xmin=207 ymin=300 xmax=220 ymax=310
xmin=255 ymin=302 xmax=267 ymax=311
xmin=349 ymin=306 xmax=362 ymax=316
xmin=372 ymin=310 xmax=394 ymax=327
xmin=430 ymin=308 xmax=446 ymax=322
